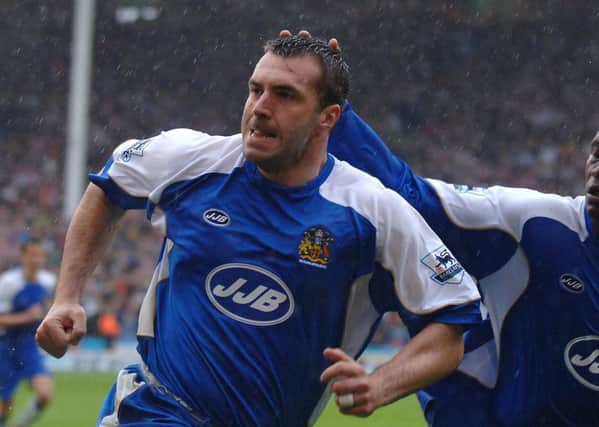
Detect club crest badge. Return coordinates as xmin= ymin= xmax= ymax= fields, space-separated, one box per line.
xmin=120 ymin=139 xmax=151 ymax=162
xmin=298 ymin=226 xmax=334 ymax=269
xmin=421 ymin=246 xmax=464 ymax=285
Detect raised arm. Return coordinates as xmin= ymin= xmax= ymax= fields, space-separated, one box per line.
xmin=36 ymin=183 xmax=124 ymax=357
xmin=321 ymin=322 xmax=463 ymax=416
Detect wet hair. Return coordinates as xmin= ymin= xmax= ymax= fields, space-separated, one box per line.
xmin=263 ymin=35 xmax=350 ymax=108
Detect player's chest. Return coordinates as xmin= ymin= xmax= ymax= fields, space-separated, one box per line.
xmin=160 ymin=177 xmax=375 ymax=326
xmin=162 ymin=175 xmax=371 ymax=276
xmin=521 ymin=220 xmax=597 ymax=304
xmin=523 ymin=239 xmax=599 ymax=393
xmin=527 ymin=241 xmax=598 ymax=308
xmin=13 ymin=284 xmax=46 ymax=310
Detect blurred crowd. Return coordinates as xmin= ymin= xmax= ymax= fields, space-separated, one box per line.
xmin=1 ymin=1 xmax=598 ymax=345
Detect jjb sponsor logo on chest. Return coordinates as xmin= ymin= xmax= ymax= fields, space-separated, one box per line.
xmin=564 ymin=335 xmax=599 ymax=391
xmin=560 ymin=274 xmax=584 ymax=294
xmin=205 ymin=263 xmax=294 ymax=326
xmin=203 ymin=209 xmax=230 ymax=227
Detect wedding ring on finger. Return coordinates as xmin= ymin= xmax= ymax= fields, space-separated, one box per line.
xmin=338 ymin=393 xmax=354 ymax=409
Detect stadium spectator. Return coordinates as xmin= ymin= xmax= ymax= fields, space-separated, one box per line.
xmin=328 ymin=102 xmax=599 ymax=425
xmin=0 ymin=238 xmax=55 ymax=427
xmin=96 ymin=298 xmax=121 ymax=350
xmin=36 ymin=34 xmax=481 ymax=426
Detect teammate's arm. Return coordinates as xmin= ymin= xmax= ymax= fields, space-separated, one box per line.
xmin=586 ymin=132 xmax=599 ymax=238
xmin=36 ymin=183 xmax=124 ymax=358
xmin=318 ymin=174 xmax=478 ymax=417
xmin=321 ymin=322 xmax=463 ymax=417
xmin=0 ymin=304 xmax=44 ymax=327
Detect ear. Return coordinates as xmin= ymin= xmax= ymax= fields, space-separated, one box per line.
xmin=592 ymin=131 xmax=599 ymax=159
xmin=318 ymin=104 xmax=342 ymax=130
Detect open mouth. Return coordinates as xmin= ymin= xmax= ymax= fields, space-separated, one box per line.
xmin=250 ymin=128 xmax=277 ymax=139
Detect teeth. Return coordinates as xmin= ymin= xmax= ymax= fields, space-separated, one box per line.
xmin=252 ymin=129 xmax=273 ymax=138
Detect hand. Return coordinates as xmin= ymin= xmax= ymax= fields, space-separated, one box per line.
xmin=278 ymin=29 xmax=340 ymax=51
xmin=320 ymin=347 xmax=384 ymax=417
xmin=586 ymin=132 xmax=599 ymax=238
xmin=35 ymin=301 xmax=87 ymax=358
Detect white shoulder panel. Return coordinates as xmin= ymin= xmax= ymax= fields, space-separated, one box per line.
xmin=320 ymin=160 xmax=480 ymax=314
xmin=107 ymin=130 xmax=245 ymax=204
xmin=0 ymin=268 xmax=24 ymax=313
xmin=426 ymin=179 xmax=588 ymax=242
xmin=37 ymin=269 xmax=57 ymax=291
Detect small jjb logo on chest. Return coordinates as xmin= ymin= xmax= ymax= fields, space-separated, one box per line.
xmin=203 ymin=209 xmax=231 ymax=227
xmin=560 ymin=274 xmax=585 ymax=294
xmin=298 ymin=225 xmax=334 ymax=270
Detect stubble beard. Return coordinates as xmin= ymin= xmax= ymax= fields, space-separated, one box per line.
xmin=244 ymin=119 xmax=315 ymax=175
xmin=255 ymin=134 xmax=309 ymax=175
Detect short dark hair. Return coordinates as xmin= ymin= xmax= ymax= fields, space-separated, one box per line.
xmin=264 ymin=35 xmax=350 ymax=108
xmin=20 ymin=237 xmax=42 ymax=253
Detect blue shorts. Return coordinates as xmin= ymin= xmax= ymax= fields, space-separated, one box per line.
xmin=12 ymin=340 xmax=50 ymax=380
xmin=0 ymin=339 xmax=49 ymax=400
xmin=97 ymin=364 xmax=214 ymax=427
xmin=0 ymin=359 xmax=19 ymax=401
xmin=416 ymin=372 xmax=497 ymax=427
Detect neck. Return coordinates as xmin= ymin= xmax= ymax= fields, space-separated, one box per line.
xmin=24 ymin=267 xmax=37 ymax=282
xmin=259 ymin=135 xmax=329 ymax=186
xmin=259 ymin=151 xmax=328 ymax=186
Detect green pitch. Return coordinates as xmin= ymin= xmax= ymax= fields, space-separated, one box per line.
xmin=12 ymin=372 xmax=425 ymax=426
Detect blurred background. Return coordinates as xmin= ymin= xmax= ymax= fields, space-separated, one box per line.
xmin=2 ymin=0 xmax=598 ymax=425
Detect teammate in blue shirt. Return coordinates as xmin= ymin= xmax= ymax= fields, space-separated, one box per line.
xmin=327 ymin=101 xmax=599 ymax=426
xmin=36 ymin=35 xmax=481 ymax=427
xmin=0 ymin=238 xmax=56 ymax=427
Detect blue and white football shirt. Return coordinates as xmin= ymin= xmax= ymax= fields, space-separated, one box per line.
xmin=0 ymin=267 xmax=56 ymax=339
xmin=329 ymin=102 xmax=599 ymax=426
xmin=0 ymin=267 xmax=55 ymax=398
xmin=91 ymin=128 xmax=480 ymax=427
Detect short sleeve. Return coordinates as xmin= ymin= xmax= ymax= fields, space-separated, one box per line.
xmin=372 ymin=186 xmax=481 ymax=316
xmin=38 ymin=270 xmax=57 ymax=292
xmin=319 ymin=161 xmax=481 ymax=328
xmin=89 ymin=129 xmax=205 ymax=209
xmin=426 ymin=179 xmax=589 ymax=243
xmin=89 ymin=129 xmax=245 ymax=211
xmin=0 ymin=274 xmax=11 ymax=313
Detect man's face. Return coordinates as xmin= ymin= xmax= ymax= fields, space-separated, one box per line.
xmin=586 ymin=134 xmax=599 ymax=234
xmin=241 ymin=52 xmax=324 ymax=173
xmin=21 ymin=243 xmax=46 ymax=272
